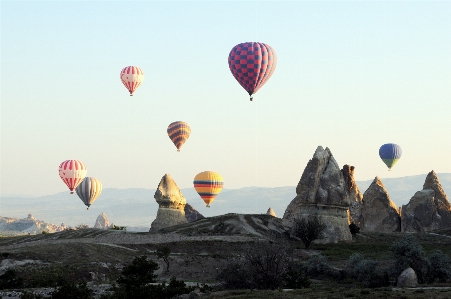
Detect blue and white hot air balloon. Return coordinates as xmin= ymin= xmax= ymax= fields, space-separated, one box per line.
xmin=379 ymin=143 xmax=402 ymax=171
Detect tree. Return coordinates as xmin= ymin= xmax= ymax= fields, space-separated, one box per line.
xmin=349 ymin=223 xmax=360 ymax=236
xmin=155 ymin=246 xmax=171 ymax=272
xmin=116 ymin=255 xmax=158 ymax=297
xmin=217 ymin=242 xmax=307 ymax=290
xmin=291 ymin=214 xmax=326 ymax=249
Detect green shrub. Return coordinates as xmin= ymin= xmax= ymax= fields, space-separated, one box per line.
xmin=282 ymin=264 xmax=311 ymax=289
xmin=389 ymin=235 xmax=430 ymax=284
xmin=305 ymin=254 xmax=333 ymax=279
xmin=428 ymin=250 xmax=451 ymax=283
xmin=50 ymin=280 xmax=93 ymax=299
xmin=0 ymin=269 xmax=24 ymax=289
xmin=20 ymin=290 xmax=43 ymax=299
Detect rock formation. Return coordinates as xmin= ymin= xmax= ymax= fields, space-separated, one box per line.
xmin=283 ymin=146 xmax=352 ymax=243
xmin=266 ymin=207 xmax=276 ymax=217
xmin=397 ymin=267 xmax=418 ymax=287
xmin=150 ymin=174 xmax=188 ymax=231
xmin=344 ymin=165 xmax=364 ymax=226
xmin=94 ymin=213 xmax=111 ymax=229
xmin=184 ymin=203 xmax=205 ymax=222
xmin=401 ymin=171 xmax=451 ymax=232
xmin=361 ymin=177 xmax=400 ymax=232
xmin=0 ymin=215 xmax=65 ymax=235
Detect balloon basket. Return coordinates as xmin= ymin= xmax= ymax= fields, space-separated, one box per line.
xmin=87 ymin=208 xmax=89 ymax=210
xmin=70 ymin=191 xmax=74 ymax=194
xmin=206 ymin=205 xmax=210 ymax=208
xmin=250 ymin=97 xmax=253 ymax=101
xmin=177 ymin=149 xmax=180 ymax=152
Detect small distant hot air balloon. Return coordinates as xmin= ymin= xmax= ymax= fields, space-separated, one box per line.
xmin=193 ymin=171 xmax=224 ymax=207
xmin=228 ymin=42 xmax=277 ymax=101
xmin=120 ymin=66 xmax=144 ymax=96
xmin=75 ymin=177 xmax=102 ymax=210
xmin=167 ymin=121 xmax=191 ymax=152
xmin=379 ymin=143 xmax=402 ymax=171
xmin=58 ymin=160 xmax=87 ymax=194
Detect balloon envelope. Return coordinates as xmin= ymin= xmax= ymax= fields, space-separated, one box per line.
xmin=167 ymin=121 xmax=191 ymax=151
xmin=120 ymin=66 xmax=144 ymax=96
xmin=76 ymin=177 xmax=102 ymax=209
xmin=193 ymin=171 xmax=224 ymax=207
xmin=58 ymin=160 xmax=87 ymax=193
xmin=379 ymin=143 xmax=402 ymax=170
xmin=228 ymin=42 xmax=277 ymax=101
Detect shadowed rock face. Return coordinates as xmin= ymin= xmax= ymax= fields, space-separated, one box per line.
xmin=344 ymin=165 xmax=364 ymax=226
xmin=361 ymin=177 xmax=401 ymax=232
xmin=283 ymin=146 xmax=352 ymax=243
xmin=401 ymin=171 xmax=451 ymax=232
xmin=150 ymin=174 xmax=188 ymax=231
xmin=184 ymin=203 xmax=205 ymax=223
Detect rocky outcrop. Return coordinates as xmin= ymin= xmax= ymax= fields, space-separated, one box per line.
xmin=0 ymin=215 xmax=66 ymax=235
xmin=361 ymin=177 xmax=400 ymax=232
xmin=184 ymin=203 xmax=205 ymax=222
xmin=283 ymin=146 xmax=352 ymax=243
xmin=150 ymin=174 xmax=188 ymax=231
xmin=267 ymin=208 xmax=276 ymax=217
xmin=397 ymin=268 xmax=418 ymax=287
xmin=344 ymin=165 xmax=364 ymax=226
xmin=401 ymin=171 xmax=451 ymax=232
xmin=94 ymin=213 xmax=111 ymax=229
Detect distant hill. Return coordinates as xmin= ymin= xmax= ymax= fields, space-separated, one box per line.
xmin=1 ymin=173 xmax=450 ymax=228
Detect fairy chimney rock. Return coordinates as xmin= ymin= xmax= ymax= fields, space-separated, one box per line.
xmin=283 ymin=146 xmax=352 ymax=243
xmin=267 ymin=208 xmax=277 ymax=217
xmin=361 ymin=177 xmax=401 ymax=232
xmin=94 ymin=213 xmax=110 ymax=229
xmin=150 ymin=174 xmax=188 ymax=231
xmin=154 ymin=173 xmax=186 ymax=209
xmin=401 ymin=171 xmax=451 ymax=232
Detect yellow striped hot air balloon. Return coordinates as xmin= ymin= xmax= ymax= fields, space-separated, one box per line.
xmin=193 ymin=171 xmax=224 ymax=207
xmin=167 ymin=121 xmax=191 ymax=152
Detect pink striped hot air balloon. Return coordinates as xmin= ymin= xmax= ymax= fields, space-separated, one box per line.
xmin=58 ymin=160 xmax=87 ymax=194
xmin=120 ymin=66 xmax=144 ymax=96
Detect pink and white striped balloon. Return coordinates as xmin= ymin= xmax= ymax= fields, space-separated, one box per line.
xmin=120 ymin=66 xmax=144 ymax=96
xmin=58 ymin=160 xmax=87 ymax=194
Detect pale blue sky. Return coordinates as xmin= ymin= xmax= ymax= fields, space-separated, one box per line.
xmin=1 ymin=0 xmax=450 ymax=197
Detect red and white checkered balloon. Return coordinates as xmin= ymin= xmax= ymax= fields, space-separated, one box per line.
xmin=228 ymin=42 xmax=277 ymax=101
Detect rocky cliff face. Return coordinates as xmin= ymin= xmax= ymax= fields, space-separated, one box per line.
xmin=401 ymin=171 xmax=451 ymax=232
xmin=150 ymin=174 xmax=188 ymax=231
xmin=184 ymin=203 xmax=205 ymax=222
xmin=283 ymin=146 xmax=352 ymax=243
xmin=361 ymin=177 xmax=401 ymax=232
xmin=94 ymin=213 xmax=111 ymax=229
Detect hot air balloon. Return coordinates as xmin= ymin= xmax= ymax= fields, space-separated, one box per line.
xmin=167 ymin=121 xmax=191 ymax=152
xmin=120 ymin=66 xmax=144 ymax=96
xmin=58 ymin=160 xmax=87 ymax=194
xmin=75 ymin=177 xmax=102 ymax=210
xmin=193 ymin=171 xmax=224 ymax=207
xmin=379 ymin=143 xmax=402 ymax=171
xmin=228 ymin=42 xmax=277 ymax=101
